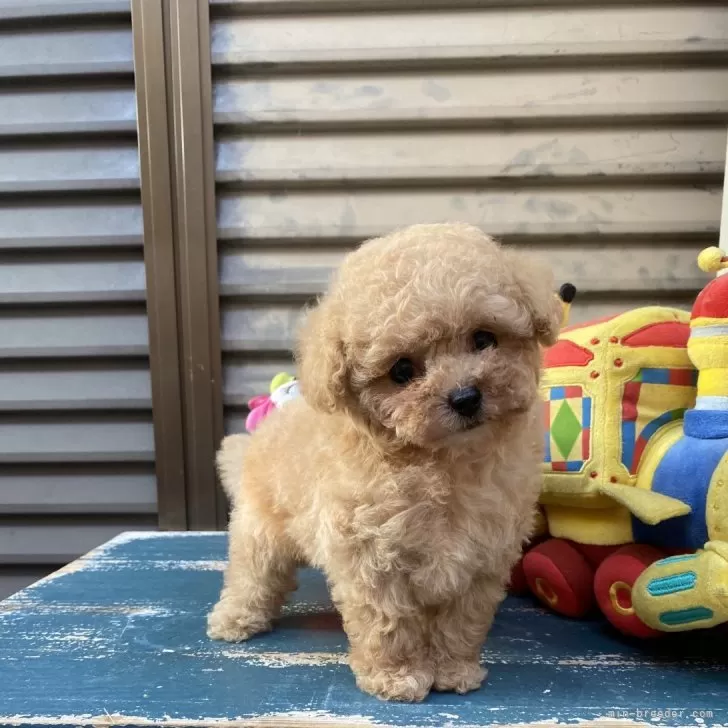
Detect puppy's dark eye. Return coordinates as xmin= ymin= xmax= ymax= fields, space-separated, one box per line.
xmin=473 ymin=330 xmax=497 ymax=351
xmin=390 ymin=358 xmax=415 ymax=385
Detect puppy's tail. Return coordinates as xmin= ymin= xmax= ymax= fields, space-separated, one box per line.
xmin=216 ymin=434 xmax=249 ymax=503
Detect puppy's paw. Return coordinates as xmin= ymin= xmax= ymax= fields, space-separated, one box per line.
xmin=206 ymin=600 xmax=270 ymax=642
xmin=355 ymin=667 xmax=434 ymax=702
xmin=433 ymin=660 xmax=487 ymax=694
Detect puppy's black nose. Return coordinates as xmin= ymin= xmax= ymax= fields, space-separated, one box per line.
xmin=448 ymin=386 xmax=482 ymax=418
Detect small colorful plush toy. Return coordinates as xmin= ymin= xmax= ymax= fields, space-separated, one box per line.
xmin=244 ymin=372 xmax=300 ymax=433
xmin=513 ymin=247 xmax=728 ymax=638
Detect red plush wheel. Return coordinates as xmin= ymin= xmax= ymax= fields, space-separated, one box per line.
xmin=522 ymin=539 xmax=595 ymax=618
xmin=577 ymin=543 xmax=620 ymax=570
xmin=593 ymin=544 xmax=666 ymax=639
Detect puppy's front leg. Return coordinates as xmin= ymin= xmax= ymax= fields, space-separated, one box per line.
xmin=430 ymin=576 xmax=504 ymax=694
xmin=335 ymin=587 xmax=433 ymax=702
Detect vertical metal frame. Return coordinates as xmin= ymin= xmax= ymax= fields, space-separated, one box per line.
xmin=166 ymin=0 xmax=225 ymax=529
xmin=720 ymin=128 xmax=728 ymax=251
xmin=131 ymin=0 xmax=188 ymax=530
xmin=133 ymin=0 xmax=224 ymax=530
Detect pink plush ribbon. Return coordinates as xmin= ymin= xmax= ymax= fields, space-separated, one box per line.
xmin=245 ymin=394 xmax=276 ymax=433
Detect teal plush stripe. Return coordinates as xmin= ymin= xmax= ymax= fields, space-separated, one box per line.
xmin=657 ymin=554 xmax=698 ymax=565
xmin=660 ymin=607 xmax=714 ymax=626
xmin=647 ymin=572 xmax=697 ymax=596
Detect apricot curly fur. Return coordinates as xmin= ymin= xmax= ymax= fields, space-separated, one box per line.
xmin=208 ymin=223 xmax=560 ymax=702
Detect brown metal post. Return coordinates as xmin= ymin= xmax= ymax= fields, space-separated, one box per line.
xmin=165 ymin=0 xmax=226 ymax=529
xmin=131 ymin=0 xmax=188 ymax=530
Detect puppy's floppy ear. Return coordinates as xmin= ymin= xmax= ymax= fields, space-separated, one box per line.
xmin=296 ymin=294 xmax=348 ymax=413
xmin=504 ymin=249 xmax=562 ymax=346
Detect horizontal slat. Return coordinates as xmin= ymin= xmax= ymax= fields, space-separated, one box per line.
xmin=0 ymin=520 xmax=156 ymax=565
xmin=0 ymin=308 xmax=148 ymax=359
xmin=211 ymin=0 xmax=724 ymax=12
xmin=220 ymin=248 xmax=336 ymax=296
xmin=213 ymin=69 xmax=728 ymax=127
xmin=0 ymin=87 xmax=136 ymax=137
xmin=0 ymin=468 xmax=156 ymax=515
xmin=225 ymin=409 xmax=251 ymax=435
xmin=0 ymin=1 xmax=130 ymax=22
xmin=0 ymin=567 xmax=52 ymax=600
xmin=222 ymin=301 xmax=305 ymax=352
xmin=0 ymin=143 xmax=140 ymax=193
xmin=212 ymin=7 xmax=728 ymax=67
xmin=0 ymin=199 xmax=142 ymax=249
xmin=217 ymin=186 xmax=722 ymax=242
xmin=0 ymin=415 xmax=154 ymax=463
xmin=217 ymin=128 xmax=728 ymax=184
xmin=0 ymin=362 xmax=151 ymax=411
xmin=220 ymin=241 xmax=711 ymax=297
xmin=0 ymin=26 xmax=133 ymax=79
xmin=0 ymin=254 xmax=145 ymax=304
xmin=530 ymin=243 xmax=709 ymax=293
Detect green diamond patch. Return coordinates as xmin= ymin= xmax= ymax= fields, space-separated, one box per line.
xmin=551 ymin=400 xmax=582 ymax=459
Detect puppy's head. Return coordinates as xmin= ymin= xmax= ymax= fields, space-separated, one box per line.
xmin=297 ymin=223 xmax=560 ymax=450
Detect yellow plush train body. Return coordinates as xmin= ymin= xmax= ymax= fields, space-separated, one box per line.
xmin=516 ymin=248 xmax=728 ymax=638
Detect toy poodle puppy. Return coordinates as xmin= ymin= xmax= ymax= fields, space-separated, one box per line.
xmin=208 ymin=223 xmax=561 ymax=702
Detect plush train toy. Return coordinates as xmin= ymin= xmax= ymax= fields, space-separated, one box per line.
xmin=514 ymin=246 xmax=728 ymax=638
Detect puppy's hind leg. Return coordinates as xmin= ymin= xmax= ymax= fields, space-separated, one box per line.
xmin=207 ymin=506 xmax=296 ymax=643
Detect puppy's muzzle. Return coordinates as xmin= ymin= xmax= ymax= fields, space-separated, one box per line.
xmin=448 ymin=386 xmax=482 ymax=418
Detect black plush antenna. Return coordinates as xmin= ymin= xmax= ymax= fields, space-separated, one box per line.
xmin=558 ymin=283 xmax=577 ymax=329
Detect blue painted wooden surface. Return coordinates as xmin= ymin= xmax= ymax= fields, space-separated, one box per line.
xmin=1 ymin=532 xmax=726 ymax=727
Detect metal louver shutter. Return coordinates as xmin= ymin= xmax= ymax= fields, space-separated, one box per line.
xmin=212 ymin=0 xmax=728 ymax=434
xmin=0 ymin=0 xmax=156 ymax=598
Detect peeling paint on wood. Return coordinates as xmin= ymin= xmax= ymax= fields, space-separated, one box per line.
xmin=219 ymin=649 xmax=349 ymax=668
xmin=1 ymin=532 xmax=726 ymax=728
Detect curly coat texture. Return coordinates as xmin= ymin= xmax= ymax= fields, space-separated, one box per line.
xmin=208 ymin=223 xmax=560 ymax=702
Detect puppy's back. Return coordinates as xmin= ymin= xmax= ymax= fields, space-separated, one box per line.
xmin=216 ymin=434 xmax=249 ymax=503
